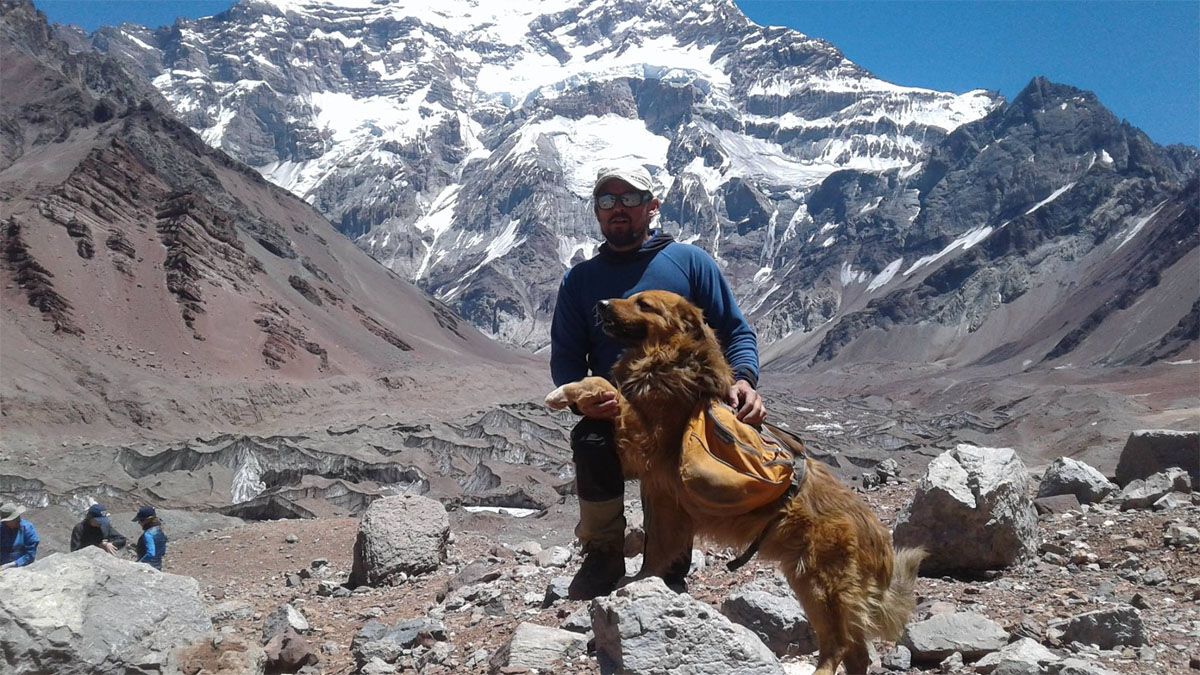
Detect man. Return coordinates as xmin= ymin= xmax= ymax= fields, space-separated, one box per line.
xmin=550 ymin=164 xmax=766 ymax=600
xmin=70 ymin=503 xmax=127 ymax=554
xmin=1 ymin=502 xmax=39 ymax=570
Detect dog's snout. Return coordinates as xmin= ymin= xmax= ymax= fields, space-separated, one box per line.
xmin=594 ymin=299 xmax=614 ymax=323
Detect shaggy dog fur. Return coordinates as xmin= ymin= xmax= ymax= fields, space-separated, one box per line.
xmin=547 ymin=290 xmax=925 ymax=675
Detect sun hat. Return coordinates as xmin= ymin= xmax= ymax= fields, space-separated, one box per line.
xmin=0 ymin=502 xmax=26 ymax=522
xmin=593 ymin=164 xmax=654 ymax=197
xmin=132 ymin=505 xmax=157 ymax=522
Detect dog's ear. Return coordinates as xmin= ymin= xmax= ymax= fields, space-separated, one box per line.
xmin=679 ymin=302 xmax=708 ymax=340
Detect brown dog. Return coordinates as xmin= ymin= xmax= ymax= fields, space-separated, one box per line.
xmin=546 ymin=290 xmax=924 ymax=675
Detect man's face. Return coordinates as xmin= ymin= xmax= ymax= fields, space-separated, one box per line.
xmin=3 ymin=519 xmax=17 ymax=530
xmin=594 ymin=178 xmax=659 ymax=252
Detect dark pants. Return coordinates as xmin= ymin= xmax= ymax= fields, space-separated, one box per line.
xmin=570 ymin=417 xmax=693 ymax=582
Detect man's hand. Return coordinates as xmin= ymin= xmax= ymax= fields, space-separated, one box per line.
xmin=0 ymin=562 xmax=14 ymax=571
xmin=577 ymin=391 xmax=620 ymax=420
xmin=101 ymin=540 xmax=118 ymax=555
xmin=728 ymin=380 xmax=766 ymax=425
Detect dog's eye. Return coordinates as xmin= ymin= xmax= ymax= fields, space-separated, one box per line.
xmin=635 ymin=298 xmax=654 ymax=312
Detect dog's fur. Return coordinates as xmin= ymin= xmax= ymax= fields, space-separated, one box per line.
xmin=547 ymin=290 xmax=925 ymax=675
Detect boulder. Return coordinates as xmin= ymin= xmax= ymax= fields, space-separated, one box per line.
xmin=719 ymin=583 xmax=816 ymax=656
xmin=487 ymin=622 xmax=587 ymax=673
xmin=1046 ymin=606 xmax=1147 ymax=649
xmin=1119 ymin=467 xmax=1192 ymax=510
xmin=901 ymin=611 xmax=1009 ymax=664
xmin=1036 ymin=457 xmax=1116 ymax=503
xmin=591 ymin=577 xmax=783 ymax=674
xmin=0 ymin=547 xmax=213 ymax=675
xmin=1114 ymin=429 xmax=1199 ymax=487
xmin=349 ymin=494 xmax=449 ymax=587
xmin=893 ymin=445 xmax=1039 ymax=574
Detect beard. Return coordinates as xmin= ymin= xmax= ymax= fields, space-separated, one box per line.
xmin=603 ymin=221 xmax=647 ymax=250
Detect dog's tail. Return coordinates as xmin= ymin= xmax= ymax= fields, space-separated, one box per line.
xmin=874 ymin=547 xmax=926 ymax=641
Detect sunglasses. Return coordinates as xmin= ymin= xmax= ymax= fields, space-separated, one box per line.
xmin=595 ymin=191 xmax=652 ymax=210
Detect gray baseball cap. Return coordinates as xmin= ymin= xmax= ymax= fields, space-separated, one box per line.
xmin=593 ymin=164 xmax=654 ymax=197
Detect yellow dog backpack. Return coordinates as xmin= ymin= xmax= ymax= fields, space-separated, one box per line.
xmin=679 ymin=402 xmax=796 ymax=515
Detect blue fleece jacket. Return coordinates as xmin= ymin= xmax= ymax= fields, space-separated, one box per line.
xmin=551 ymin=231 xmax=759 ymax=387
xmin=1 ymin=519 xmax=40 ymax=567
xmin=136 ymin=526 xmax=167 ymax=570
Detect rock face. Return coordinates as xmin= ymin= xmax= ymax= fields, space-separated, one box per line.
xmin=349 ymin=494 xmax=450 ymax=587
xmin=1114 ymin=430 xmax=1199 ymax=487
xmin=591 ymin=577 xmax=782 ymax=675
xmin=1037 ymin=457 xmax=1116 ymax=504
xmin=0 ymin=547 xmax=213 ymax=675
xmin=894 ymin=444 xmax=1039 ymax=574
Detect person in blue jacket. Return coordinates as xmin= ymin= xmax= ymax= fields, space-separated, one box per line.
xmin=131 ymin=506 xmax=167 ymax=570
xmin=0 ymin=502 xmax=39 ymax=570
xmin=550 ymin=164 xmax=766 ymax=600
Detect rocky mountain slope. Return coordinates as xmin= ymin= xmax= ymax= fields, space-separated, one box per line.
xmin=85 ymin=0 xmax=1003 ymax=349
xmin=0 ymin=0 xmax=544 ymax=448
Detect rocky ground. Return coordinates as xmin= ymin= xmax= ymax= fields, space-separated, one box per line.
xmin=160 ymin=477 xmax=1200 ymax=675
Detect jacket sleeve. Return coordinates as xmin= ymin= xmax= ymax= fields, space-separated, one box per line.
xmin=103 ymin=522 xmax=127 ymax=550
xmin=69 ymin=523 xmax=82 ymax=552
xmin=15 ymin=522 xmax=38 ymax=567
xmin=690 ymin=249 xmax=760 ymax=386
xmin=549 ymin=274 xmax=590 ymax=386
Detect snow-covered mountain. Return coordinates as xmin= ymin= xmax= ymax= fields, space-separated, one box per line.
xmin=83 ymin=0 xmax=1197 ymax=371
xmin=87 ymin=0 xmax=997 ymax=347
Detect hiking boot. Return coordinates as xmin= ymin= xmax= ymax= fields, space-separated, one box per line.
xmin=567 ymin=546 xmax=624 ymax=600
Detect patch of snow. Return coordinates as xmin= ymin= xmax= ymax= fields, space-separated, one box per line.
xmin=866 ymin=258 xmax=903 ymax=292
xmin=462 ymin=506 xmax=540 ymax=518
xmin=904 ymin=224 xmax=994 ymax=276
xmin=1025 ymin=182 xmax=1076 ymax=215
xmin=1115 ymin=201 xmax=1168 ymax=250
xmin=1098 ymin=149 xmax=1114 ymax=166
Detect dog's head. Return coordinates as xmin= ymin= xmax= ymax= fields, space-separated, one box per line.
xmin=595 ymin=290 xmax=711 ymax=346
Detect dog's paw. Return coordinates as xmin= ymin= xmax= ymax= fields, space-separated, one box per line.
xmin=544 ymin=385 xmax=571 ymax=410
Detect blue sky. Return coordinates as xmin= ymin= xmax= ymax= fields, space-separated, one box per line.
xmin=33 ymin=0 xmax=1199 ymax=147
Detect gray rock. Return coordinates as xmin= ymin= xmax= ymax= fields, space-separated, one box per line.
xmin=262 ymin=603 xmax=310 ymax=643
xmin=0 ymin=547 xmax=213 ymax=675
xmin=1046 ymin=607 xmax=1147 ymax=649
xmin=1114 ymin=429 xmax=1199 ymax=487
xmin=351 ymin=617 xmax=447 ymax=667
xmin=591 ymin=577 xmax=783 ymax=674
xmin=349 ymin=494 xmax=449 ymax=587
xmin=543 ymin=576 xmax=571 ymax=607
xmin=974 ymin=637 xmax=1060 ymax=673
xmin=1152 ymin=492 xmax=1192 ymax=510
xmin=894 ymin=445 xmax=1039 ymax=574
xmin=487 ymin=621 xmax=587 ymax=673
xmin=560 ymin=605 xmax=592 ymax=634
xmin=1163 ymin=523 xmax=1200 ymax=546
xmin=1119 ymin=468 xmax=1192 ymax=510
xmin=881 ymin=644 xmax=911 ymax=670
xmin=1052 ymin=657 xmax=1122 ymax=674
xmin=1037 ymin=457 xmax=1116 ymax=504
xmin=534 ymin=545 xmax=573 ymax=568
xmin=719 ymin=586 xmax=817 ymax=656
xmin=901 ymin=611 xmax=1010 ymax=664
